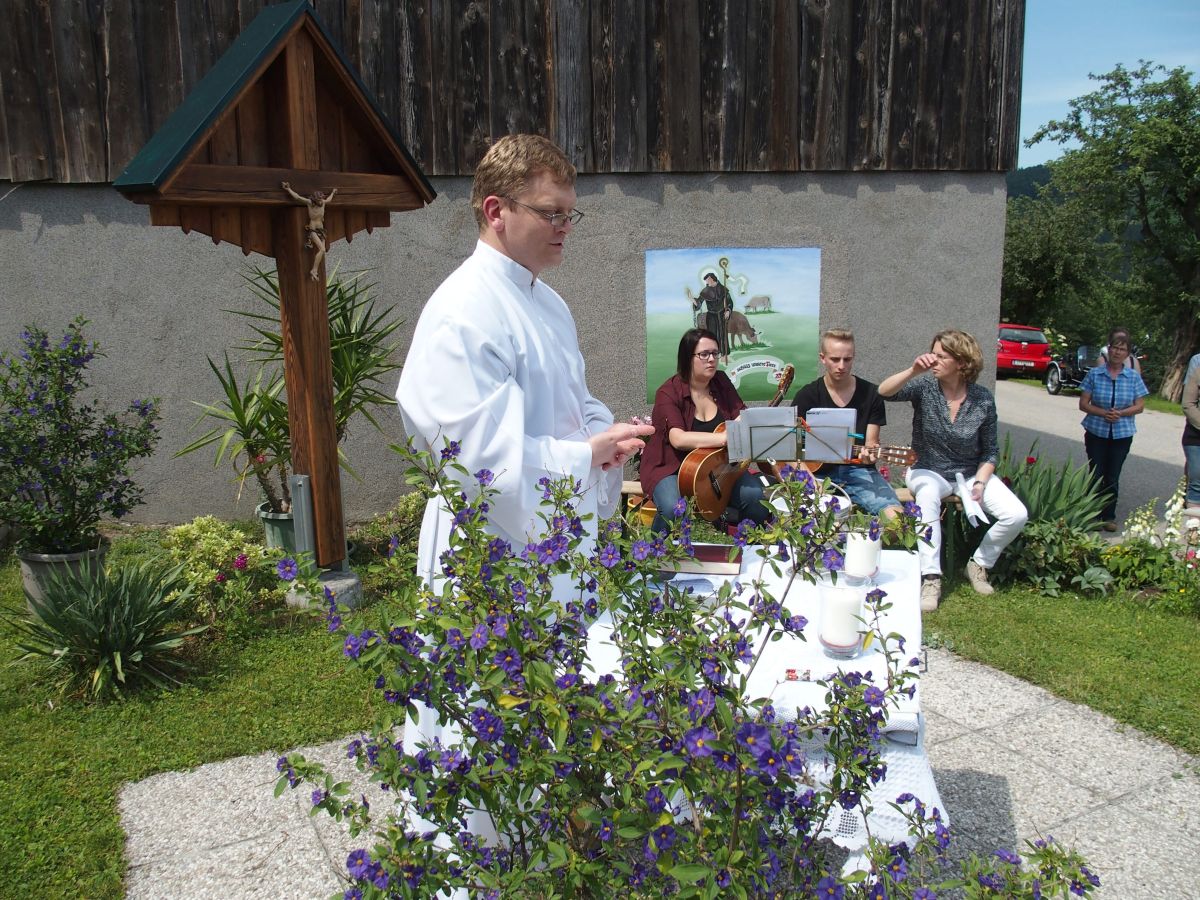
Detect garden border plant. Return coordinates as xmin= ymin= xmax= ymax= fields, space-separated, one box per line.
xmin=275 ymin=441 xmax=1098 ymax=898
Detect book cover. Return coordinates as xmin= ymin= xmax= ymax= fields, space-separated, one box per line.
xmin=661 ymin=543 xmax=743 ymax=576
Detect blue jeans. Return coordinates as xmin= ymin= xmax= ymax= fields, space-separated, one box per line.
xmin=821 ymin=464 xmax=901 ymax=516
xmin=651 ymin=472 xmax=770 ymax=534
xmin=1185 ymin=443 xmax=1200 ymax=505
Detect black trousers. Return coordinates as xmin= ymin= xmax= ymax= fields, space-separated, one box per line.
xmin=1084 ymin=431 xmax=1133 ymax=522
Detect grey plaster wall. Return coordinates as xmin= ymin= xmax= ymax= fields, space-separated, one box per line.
xmin=0 ymin=173 xmax=1006 ymax=526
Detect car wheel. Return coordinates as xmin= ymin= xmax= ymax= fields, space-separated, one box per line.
xmin=1045 ymin=365 xmax=1062 ymax=395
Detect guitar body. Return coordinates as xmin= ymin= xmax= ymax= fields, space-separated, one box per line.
xmin=678 ymin=364 xmax=795 ymax=523
xmin=676 ymin=423 xmax=754 ymax=521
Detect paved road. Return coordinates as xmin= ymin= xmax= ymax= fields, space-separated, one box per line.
xmin=993 ymin=380 xmax=1184 ymax=523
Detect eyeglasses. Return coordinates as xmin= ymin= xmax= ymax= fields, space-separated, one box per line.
xmin=694 ymin=350 xmax=720 ymax=360
xmin=503 ymin=197 xmax=584 ymax=228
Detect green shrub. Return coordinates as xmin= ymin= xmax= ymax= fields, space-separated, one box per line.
xmin=996 ymin=520 xmax=1111 ymax=595
xmin=996 ymin=436 xmax=1106 ymax=530
xmin=9 ymin=560 xmax=206 ymax=699
xmin=161 ymin=516 xmax=290 ymax=626
xmin=349 ymin=493 xmax=425 ymax=600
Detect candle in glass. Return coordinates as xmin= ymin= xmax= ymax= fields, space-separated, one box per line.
xmin=819 ymin=582 xmax=864 ymax=658
xmin=844 ymin=532 xmax=881 ymax=578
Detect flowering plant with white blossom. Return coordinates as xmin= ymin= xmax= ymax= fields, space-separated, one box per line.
xmin=275 ymin=442 xmax=1097 ymax=898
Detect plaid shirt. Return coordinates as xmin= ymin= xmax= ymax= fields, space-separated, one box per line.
xmin=1080 ymin=365 xmax=1149 ymax=440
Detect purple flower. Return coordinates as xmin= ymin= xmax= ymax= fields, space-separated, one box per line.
xmin=598 ymin=818 xmax=613 ymax=841
xmin=343 ymin=888 xmax=363 ymax=900
xmin=346 ymin=848 xmax=370 ymax=879
xmin=470 ymin=708 xmax=504 ymax=743
xmin=822 ymin=547 xmax=844 ymax=570
xmin=233 ymin=553 xmax=248 ymax=570
xmin=736 ymin=722 xmax=771 ymax=757
xmin=596 ymin=543 xmax=620 ymax=568
xmin=475 ymin=468 xmax=495 ymax=486
xmin=276 ymin=557 xmax=298 ymax=581
xmin=683 ymin=726 xmax=716 ymax=758
xmin=446 ymin=628 xmax=466 ymax=650
xmin=886 ymin=854 xmax=909 ymax=882
xmin=869 ymin=517 xmax=881 ymax=540
xmin=493 ymin=646 xmax=523 ymax=677
xmin=816 ymin=876 xmax=844 ymax=899
xmin=645 ymin=785 xmax=667 ymax=813
xmin=650 ymin=823 xmax=676 ymax=853
xmin=913 ymin=889 xmax=936 ymax=900
xmin=863 ymin=686 xmax=885 ymax=707
xmin=673 ymin=496 xmax=688 ymax=517
xmin=367 ymin=862 xmax=389 ymax=890
xmin=440 ymin=440 xmax=461 ymax=460
xmin=631 ymin=540 xmax=652 ymax=561
xmin=469 ymin=623 xmax=490 ymax=650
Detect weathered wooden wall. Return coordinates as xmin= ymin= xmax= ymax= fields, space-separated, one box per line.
xmin=0 ymin=0 xmax=1024 ymax=183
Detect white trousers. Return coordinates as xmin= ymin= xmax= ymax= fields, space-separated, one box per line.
xmin=905 ymin=468 xmax=1028 ymax=577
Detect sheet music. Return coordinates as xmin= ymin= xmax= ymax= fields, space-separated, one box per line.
xmin=803 ymin=407 xmax=855 ymax=463
xmin=727 ymin=407 xmax=797 ymax=461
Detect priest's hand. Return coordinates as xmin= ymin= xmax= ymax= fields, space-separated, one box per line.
xmin=589 ymin=422 xmax=655 ymax=471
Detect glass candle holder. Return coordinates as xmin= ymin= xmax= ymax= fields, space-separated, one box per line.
xmin=818 ymin=579 xmax=865 ymax=659
xmin=843 ymin=531 xmax=882 ymax=579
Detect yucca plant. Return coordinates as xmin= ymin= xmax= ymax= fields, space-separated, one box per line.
xmin=9 ymin=560 xmax=207 ymax=700
xmin=176 ymin=267 xmax=403 ymax=512
xmin=996 ymin=435 xmax=1106 ymax=530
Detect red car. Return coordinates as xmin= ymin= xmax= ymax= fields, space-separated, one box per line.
xmin=996 ymin=324 xmax=1052 ymax=377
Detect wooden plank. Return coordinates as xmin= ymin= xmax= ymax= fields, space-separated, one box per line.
xmin=912 ymin=0 xmax=947 ymax=169
xmin=48 ymin=0 xmax=107 ymax=181
xmin=849 ymin=0 xmax=894 ymax=170
xmin=1 ymin=0 xmax=54 ymax=180
xmin=887 ymin=0 xmax=918 ymax=169
xmin=162 ymin=164 xmax=424 ymax=209
xmin=936 ymin=1 xmax=971 ymax=169
xmin=149 ymin=202 xmax=181 ymax=226
xmin=241 ymin=209 xmax=274 ymax=255
xmin=491 ymin=0 xmax=549 ymax=139
xmin=797 ymin=0 xmax=823 ymax=169
xmin=665 ymin=0 xmax=703 ymax=171
xmin=394 ymin=0 xmax=434 ymax=171
xmin=998 ymin=0 xmax=1024 ymax=170
xmin=131 ymin=0 xmax=185 ymax=135
xmin=103 ymin=0 xmax=150 ymax=176
xmin=428 ymin=1 xmax=459 ymax=173
xmin=207 ymin=117 xmax=242 ymax=248
xmin=962 ymin=0 xmax=991 ymax=170
xmin=273 ymin=204 xmax=345 ymax=567
xmin=0 ymin=75 xmax=10 ymax=181
xmin=765 ymin=0 xmax=799 ymax=170
xmin=548 ymin=1 xmax=593 ymax=169
xmin=610 ymin=0 xmax=648 ymax=171
xmin=813 ymin=0 xmax=851 ymax=170
xmin=644 ymin=0 xmax=669 ymax=170
xmin=589 ymin=0 xmax=614 ymax=171
xmin=179 ymin=205 xmax=213 ymax=240
xmin=698 ymin=0 xmax=746 ymax=170
xmin=455 ymin=3 xmax=490 ymax=171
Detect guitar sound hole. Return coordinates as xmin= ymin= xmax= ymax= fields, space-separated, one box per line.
xmin=708 ymin=472 xmax=723 ymax=499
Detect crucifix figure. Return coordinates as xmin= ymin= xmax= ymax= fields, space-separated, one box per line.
xmin=281 ymin=181 xmax=338 ymax=279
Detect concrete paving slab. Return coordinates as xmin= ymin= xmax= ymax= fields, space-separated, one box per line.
xmin=920 ymin=648 xmax=1062 ymax=731
xmin=980 ymin=701 xmax=1197 ymax=800
xmin=119 ymin=751 xmax=301 ymax=865
xmin=921 ymin=708 xmax=971 ymax=746
xmin=124 ymin=828 xmax=342 ymax=900
xmin=927 ymin=731 xmax=1107 ymax=842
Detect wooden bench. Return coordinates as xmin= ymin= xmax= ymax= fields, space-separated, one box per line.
xmin=894 ymin=487 xmax=962 ymax=510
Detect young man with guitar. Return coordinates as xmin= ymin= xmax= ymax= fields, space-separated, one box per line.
xmin=791 ymin=329 xmax=904 ymax=520
xmin=640 ymin=328 xmax=774 ymax=533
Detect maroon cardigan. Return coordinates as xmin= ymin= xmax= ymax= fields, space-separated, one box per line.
xmin=639 ymin=371 xmax=746 ymax=496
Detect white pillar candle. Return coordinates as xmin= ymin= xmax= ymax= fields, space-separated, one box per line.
xmin=844 ymin=532 xmax=882 ymax=578
xmin=819 ymin=582 xmax=863 ymax=653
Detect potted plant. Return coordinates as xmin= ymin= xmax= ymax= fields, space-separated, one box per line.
xmin=0 ymin=318 xmax=161 ymax=600
xmin=177 ymin=268 xmax=403 ymax=547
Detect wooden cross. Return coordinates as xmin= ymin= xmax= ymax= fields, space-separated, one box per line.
xmin=114 ymin=0 xmax=435 ymax=566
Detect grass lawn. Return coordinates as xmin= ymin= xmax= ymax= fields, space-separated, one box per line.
xmin=0 ymin=547 xmax=394 ymax=899
xmin=927 ymin=580 xmax=1200 ymax=755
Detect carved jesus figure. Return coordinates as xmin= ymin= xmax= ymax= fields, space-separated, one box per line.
xmin=281 ymin=181 xmax=338 ymax=280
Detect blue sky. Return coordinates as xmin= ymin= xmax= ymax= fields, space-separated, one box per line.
xmin=644 ymin=248 xmax=820 ymax=316
xmin=1019 ymin=0 xmax=1200 ymax=167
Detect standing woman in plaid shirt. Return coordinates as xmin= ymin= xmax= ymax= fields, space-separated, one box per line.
xmin=1079 ymin=327 xmax=1150 ymax=532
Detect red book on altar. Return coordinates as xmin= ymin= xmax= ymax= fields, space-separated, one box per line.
xmin=662 ymin=543 xmax=743 ymax=576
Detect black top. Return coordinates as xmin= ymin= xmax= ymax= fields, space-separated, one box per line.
xmin=692 ymin=411 xmax=725 ymax=433
xmin=792 ymin=376 xmax=886 ymax=466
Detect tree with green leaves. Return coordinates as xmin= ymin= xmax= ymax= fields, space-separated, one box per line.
xmin=1028 ymin=62 xmax=1200 ymax=400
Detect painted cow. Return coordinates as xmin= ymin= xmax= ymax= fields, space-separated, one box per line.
xmin=744 ymin=295 xmax=772 ymax=312
xmin=726 ymin=311 xmax=760 ymax=348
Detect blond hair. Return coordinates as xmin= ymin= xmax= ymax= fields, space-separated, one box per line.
xmin=931 ymin=329 xmax=983 ymax=383
xmin=471 ymin=134 xmax=577 ymax=229
xmin=820 ymin=328 xmax=855 ymax=354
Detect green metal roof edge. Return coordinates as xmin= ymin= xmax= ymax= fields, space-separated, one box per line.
xmin=114 ymin=0 xmax=308 ymax=192
xmin=114 ymin=0 xmax=435 ymax=204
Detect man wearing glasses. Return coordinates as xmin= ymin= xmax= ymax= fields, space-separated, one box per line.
xmin=395 ymin=133 xmax=653 ymax=844
xmin=398 ymin=133 xmax=652 ymax=567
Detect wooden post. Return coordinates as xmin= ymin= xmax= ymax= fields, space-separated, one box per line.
xmin=269 ymin=32 xmax=345 ymax=567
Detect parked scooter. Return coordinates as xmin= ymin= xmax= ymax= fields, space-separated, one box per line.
xmin=1044 ymin=345 xmax=1094 ymax=394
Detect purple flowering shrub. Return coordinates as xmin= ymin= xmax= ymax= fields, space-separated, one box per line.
xmin=0 ymin=318 xmax=160 ymax=553
xmin=275 ymin=445 xmax=1097 ymax=898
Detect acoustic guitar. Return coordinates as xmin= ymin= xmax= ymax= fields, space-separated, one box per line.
xmin=803 ymin=444 xmax=916 ymax=474
xmin=677 ymin=365 xmax=794 ymax=522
